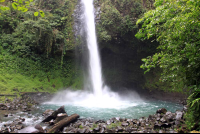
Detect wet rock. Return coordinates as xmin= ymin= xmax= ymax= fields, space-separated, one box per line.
xmin=156 ymin=108 xmax=167 ymax=114
xmin=35 ymin=124 xmax=44 ymax=133
xmin=18 ymin=126 xmax=40 ymax=133
xmin=42 ymin=109 xmax=54 ymax=117
xmin=4 ymin=113 xmax=8 ymax=117
xmin=42 ymin=106 xmax=66 ymax=122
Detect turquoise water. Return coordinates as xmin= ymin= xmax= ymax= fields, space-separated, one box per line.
xmin=40 ymin=100 xmax=183 ymax=120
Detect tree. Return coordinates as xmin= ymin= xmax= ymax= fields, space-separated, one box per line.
xmin=136 ymin=0 xmax=200 ymax=92
xmin=136 ymin=0 xmax=200 ymax=130
xmin=0 ymin=0 xmax=44 ymax=17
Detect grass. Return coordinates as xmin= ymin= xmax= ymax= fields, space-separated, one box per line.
xmin=0 ymin=50 xmax=83 ymax=98
xmin=107 ymin=122 xmax=122 ymax=129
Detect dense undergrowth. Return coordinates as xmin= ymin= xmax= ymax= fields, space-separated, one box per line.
xmin=0 ymin=0 xmax=83 ymax=96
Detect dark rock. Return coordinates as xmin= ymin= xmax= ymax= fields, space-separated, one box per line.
xmin=161 ymin=123 xmax=172 ymax=128
xmin=154 ymin=124 xmax=161 ymax=129
xmin=116 ymin=126 xmax=123 ymax=132
xmin=42 ymin=106 xmax=66 ymax=122
xmin=156 ymin=108 xmax=167 ymax=114
xmin=4 ymin=113 xmax=8 ymax=117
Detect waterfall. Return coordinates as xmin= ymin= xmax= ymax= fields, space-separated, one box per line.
xmin=81 ymin=0 xmax=103 ymax=97
xmin=47 ymin=0 xmax=143 ymax=109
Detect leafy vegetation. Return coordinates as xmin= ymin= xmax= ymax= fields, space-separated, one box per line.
xmin=0 ymin=0 xmax=84 ymax=96
xmin=136 ymin=0 xmax=200 ymax=130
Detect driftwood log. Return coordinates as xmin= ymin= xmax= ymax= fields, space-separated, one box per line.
xmin=42 ymin=106 xmax=66 ymax=122
xmin=54 ymin=113 xmax=68 ymax=124
xmin=47 ymin=114 xmax=80 ymax=133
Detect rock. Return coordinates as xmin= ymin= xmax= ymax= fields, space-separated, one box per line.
xmin=154 ymin=124 xmax=161 ymax=129
xmin=117 ymin=126 xmax=123 ymax=132
xmin=175 ymin=111 xmax=183 ymax=120
xmin=100 ymin=127 xmax=105 ymax=133
xmin=121 ymin=122 xmax=129 ymax=126
xmin=107 ymin=120 xmax=111 ymax=125
xmin=159 ymin=130 xmax=165 ymax=133
xmin=78 ymin=128 xmax=86 ymax=133
xmin=35 ymin=124 xmax=44 ymax=133
xmin=161 ymin=123 xmax=172 ymax=128
xmin=16 ymin=125 xmax=23 ymax=130
xmin=4 ymin=113 xmax=8 ymax=117
xmin=156 ymin=108 xmax=167 ymax=114
xmin=42 ymin=106 xmax=66 ymax=122
xmin=94 ymin=125 xmax=100 ymax=131
xmin=160 ymin=117 xmax=167 ymax=123
xmin=42 ymin=109 xmax=54 ymax=117
xmin=18 ymin=126 xmax=40 ymax=133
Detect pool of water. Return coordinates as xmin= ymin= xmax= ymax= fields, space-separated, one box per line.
xmin=0 ymin=100 xmax=183 ymax=129
xmin=40 ymin=100 xmax=183 ymax=121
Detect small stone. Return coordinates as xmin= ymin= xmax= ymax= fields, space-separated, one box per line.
xmin=122 ymin=122 xmax=129 ymax=126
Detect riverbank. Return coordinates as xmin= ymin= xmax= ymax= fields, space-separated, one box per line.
xmin=0 ymin=104 xmax=188 ymax=133
xmin=0 ymin=92 xmax=190 ymax=133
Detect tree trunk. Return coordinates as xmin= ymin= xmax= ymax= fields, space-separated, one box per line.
xmin=47 ymin=114 xmax=80 ymax=133
xmin=54 ymin=113 xmax=68 ymax=124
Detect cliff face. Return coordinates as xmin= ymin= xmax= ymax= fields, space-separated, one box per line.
xmin=91 ymin=0 xmax=159 ymax=91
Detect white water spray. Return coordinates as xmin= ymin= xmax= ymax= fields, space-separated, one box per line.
xmin=46 ymin=0 xmax=143 ymax=108
xmin=81 ymin=0 xmax=103 ymax=96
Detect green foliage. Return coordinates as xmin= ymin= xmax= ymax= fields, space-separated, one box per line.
xmin=0 ymin=0 xmax=44 ymax=17
xmin=97 ymin=0 xmax=146 ymax=42
xmin=136 ymin=0 xmax=200 ymax=92
xmin=106 ymin=122 xmax=122 ymax=129
xmin=185 ymin=86 xmax=200 ymax=131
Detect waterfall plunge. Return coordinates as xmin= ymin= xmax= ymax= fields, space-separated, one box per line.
xmin=81 ymin=0 xmax=103 ymax=97
xmin=46 ymin=0 xmax=142 ymax=108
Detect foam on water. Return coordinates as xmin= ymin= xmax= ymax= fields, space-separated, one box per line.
xmin=45 ymin=87 xmax=143 ymax=109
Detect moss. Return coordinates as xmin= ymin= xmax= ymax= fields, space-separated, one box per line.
xmin=106 ymin=122 xmax=122 ymax=129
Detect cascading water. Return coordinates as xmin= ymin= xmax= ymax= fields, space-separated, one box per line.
xmin=46 ymin=0 xmax=144 ymax=108
xmin=41 ymin=0 xmax=182 ymax=120
xmin=81 ymin=0 xmax=103 ymax=97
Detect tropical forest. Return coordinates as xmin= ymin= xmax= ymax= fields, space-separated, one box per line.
xmin=0 ymin=0 xmax=199 ymax=133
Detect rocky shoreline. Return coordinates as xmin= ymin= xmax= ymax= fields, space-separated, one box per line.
xmin=0 ymin=95 xmax=188 ymax=133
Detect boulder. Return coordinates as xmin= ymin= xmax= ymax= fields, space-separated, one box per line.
xmin=18 ymin=126 xmax=44 ymax=133
xmin=175 ymin=111 xmax=183 ymax=120
xmin=156 ymin=108 xmax=167 ymax=114
xmin=42 ymin=106 xmax=66 ymax=122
